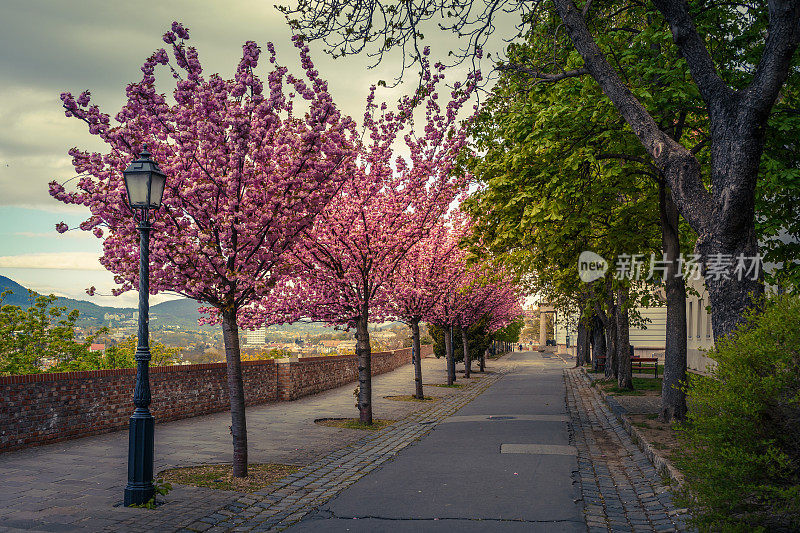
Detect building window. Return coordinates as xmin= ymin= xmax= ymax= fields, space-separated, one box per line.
xmin=697 ymin=299 xmax=703 ymax=338
xmin=688 ymin=301 xmax=693 ymax=338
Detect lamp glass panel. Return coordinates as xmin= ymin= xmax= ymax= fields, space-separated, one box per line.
xmin=149 ymin=174 xmax=166 ymax=208
xmin=125 ymin=173 xmax=150 ymax=207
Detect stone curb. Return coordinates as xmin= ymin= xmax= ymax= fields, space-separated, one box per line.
xmin=579 ymin=368 xmax=685 ymax=488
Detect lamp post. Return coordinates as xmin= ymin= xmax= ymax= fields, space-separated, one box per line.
xmin=122 ymin=145 xmax=166 ymax=506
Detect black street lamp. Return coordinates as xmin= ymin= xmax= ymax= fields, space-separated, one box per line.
xmin=122 ymin=145 xmax=166 ymax=506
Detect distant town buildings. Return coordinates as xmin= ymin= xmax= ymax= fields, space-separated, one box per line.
xmin=243 ymin=326 xmax=267 ymax=346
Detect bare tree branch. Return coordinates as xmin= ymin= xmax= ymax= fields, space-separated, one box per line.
xmin=498 ymin=62 xmax=588 ymax=82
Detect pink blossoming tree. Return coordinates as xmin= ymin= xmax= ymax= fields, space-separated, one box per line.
xmin=423 ymin=236 xmax=472 ymax=386
xmin=262 ymin=53 xmax=479 ymax=424
xmin=387 ymin=215 xmax=471 ymax=398
xmin=50 ymin=23 xmax=356 ymax=477
xmin=455 ymin=274 xmax=521 ymax=377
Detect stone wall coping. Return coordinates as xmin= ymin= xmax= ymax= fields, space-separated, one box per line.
xmin=0 ymin=358 xmax=277 ymax=385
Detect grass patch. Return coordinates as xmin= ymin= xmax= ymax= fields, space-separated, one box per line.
xmin=158 ymin=463 xmax=299 ymax=493
xmin=426 ymin=383 xmax=465 ymax=388
xmin=597 ymin=376 xmax=662 ymax=395
xmin=315 ymin=418 xmax=396 ymax=430
xmin=586 ymin=364 xmax=664 ymax=375
xmin=632 ymin=420 xmax=652 ymax=429
xmin=605 ymin=386 xmax=645 ymax=395
xmin=384 ymin=395 xmax=439 ymax=402
xmin=632 ymin=377 xmax=662 ymax=390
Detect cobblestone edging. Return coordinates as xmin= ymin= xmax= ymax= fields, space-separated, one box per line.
xmin=564 ymin=369 xmax=691 ymax=532
xmin=581 ymin=369 xmax=685 ymax=489
xmin=114 ymin=371 xmax=507 ymax=533
xmin=616 ymin=408 xmax=685 ymax=489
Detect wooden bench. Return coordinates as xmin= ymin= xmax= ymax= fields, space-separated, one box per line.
xmin=594 ymin=355 xmax=606 ymax=372
xmin=593 ymin=355 xmax=659 ymax=377
xmin=631 ymin=356 xmax=659 ymax=377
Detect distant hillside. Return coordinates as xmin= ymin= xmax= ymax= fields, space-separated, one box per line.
xmin=0 ymin=275 xmax=399 ymax=334
xmin=150 ymin=298 xmax=208 ymax=329
xmin=0 ymin=275 xmax=208 ymax=330
xmin=1 ymin=275 xmax=129 ymax=322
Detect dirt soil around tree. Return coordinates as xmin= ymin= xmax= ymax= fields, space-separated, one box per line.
xmin=587 ymin=371 xmax=683 ymax=470
xmin=158 ymin=463 xmax=301 ymax=493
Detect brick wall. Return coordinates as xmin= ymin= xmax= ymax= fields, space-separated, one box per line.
xmin=277 ymin=345 xmax=431 ymax=401
xmin=0 ymin=345 xmax=431 ymax=452
xmin=0 ymin=360 xmax=278 ymax=452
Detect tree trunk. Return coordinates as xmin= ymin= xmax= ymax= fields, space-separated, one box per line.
xmin=576 ymin=314 xmax=587 ymax=367
xmin=553 ymin=0 xmax=778 ymax=340
xmin=602 ymin=297 xmax=618 ymax=380
xmin=444 ymin=326 xmax=454 ymax=386
xmin=461 ymin=325 xmax=471 ymax=378
xmin=355 ymin=313 xmax=373 ymax=424
xmin=699 ymin=234 xmax=763 ymax=341
xmin=410 ymin=318 xmax=424 ymax=399
xmin=480 ymin=350 xmax=486 ymax=372
xmin=659 ymin=184 xmax=688 ymax=422
xmin=590 ymin=315 xmax=605 ymax=372
xmin=616 ymin=289 xmax=633 ymax=390
xmin=221 ymin=310 xmax=248 ymax=478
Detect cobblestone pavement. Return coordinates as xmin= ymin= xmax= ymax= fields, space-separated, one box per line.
xmin=162 ymin=370 xmax=508 ymax=532
xmin=565 ymin=369 xmax=691 ymax=532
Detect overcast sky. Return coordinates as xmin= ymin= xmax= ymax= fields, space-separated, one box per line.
xmin=0 ymin=0 xmax=517 ymax=308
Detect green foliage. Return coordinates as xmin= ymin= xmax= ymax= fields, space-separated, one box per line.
xmin=756 ymin=70 xmax=800 ymax=292
xmin=428 ymin=318 xmax=494 ymax=362
xmin=493 ymin=317 xmax=524 ymax=343
xmin=104 ymin=335 xmax=182 ymax=368
xmin=463 ymin=2 xmax=800 ymax=307
xmin=0 ymin=290 xmax=107 ymax=375
xmin=675 ymin=295 xmax=800 ymax=531
xmin=0 ymin=290 xmax=184 ymax=375
xmin=127 ymin=478 xmax=173 ymax=509
xmin=462 ymin=6 xmax=696 ymax=318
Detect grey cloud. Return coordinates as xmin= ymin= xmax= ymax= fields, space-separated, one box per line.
xmin=0 ymin=0 xmax=514 ymax=208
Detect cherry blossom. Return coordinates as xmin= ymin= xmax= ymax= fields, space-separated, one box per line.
xmin=50 ymin=23 xmax=356 ymax=477
xmin=259 ymin=51 xmax=480 ymax=423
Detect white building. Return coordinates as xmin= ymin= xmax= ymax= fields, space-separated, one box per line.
xmin=554 ymin=278 xmax=715 ymax=374
xmin=242 ymin=326 xmax=267 ymax=346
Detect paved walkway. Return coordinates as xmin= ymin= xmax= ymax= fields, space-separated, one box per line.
xmin=565 ymin=369 xmax=690 ymax=532
xmin=285 ymin=350 xmax=583 ymax=532
xmin=1 ymin=352 xmax=691 ymax=532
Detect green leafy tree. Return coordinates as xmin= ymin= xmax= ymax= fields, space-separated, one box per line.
xmin=676 ymin=294 xmax=800 ymax=531
xmin=429 ymin=319 xmax=493 ymax=367
xmin=492 ymin=317 xmax=524 ymax=344
xmin=463 ymin=6 xmax=707 ymax=411
xmin=0 ymin=290 xmax=107 ymax=375
xmin=463 ymin=21 xmax=667 ymax=392
xmin=756 ymin=75 xmax=800 ymax=294
xmin=104 ymin=336 xmax=182 ymax=368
